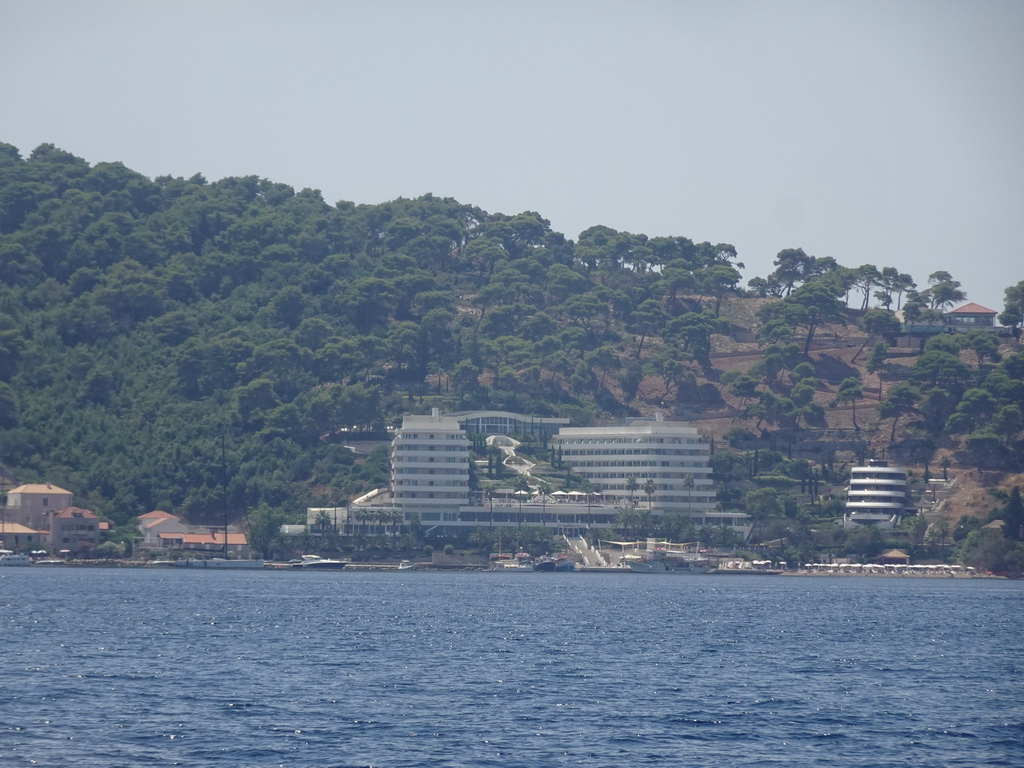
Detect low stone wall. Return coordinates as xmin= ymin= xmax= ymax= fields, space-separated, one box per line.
xmin=431 ymin=552 xmax=488 ymax=567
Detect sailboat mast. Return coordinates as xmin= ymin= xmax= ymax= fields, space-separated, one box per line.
xmin=221 ymin=432 xmax=228 ymax=556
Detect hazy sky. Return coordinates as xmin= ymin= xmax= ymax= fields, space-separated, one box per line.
xmin=3 ymin=0 xmax=1021 ymax=310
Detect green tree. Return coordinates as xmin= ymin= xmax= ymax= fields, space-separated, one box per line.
xmin=643 ymin=478 xmax=656 ymax=511
xmin=852 ymin=264 xmax=881 ymax=310
xmin=245 ymin=504 xmax=288 ymax=558
xmin=831 ymin=376 xmax=864 ymax=430
xmin=880 ymin=383 xmax=919 ymax=443
xmin=991 ymin=405 xmax=1023 ymax=447
xmin=945 ymin=388 xmax=997 ymax=435
xmin=959 ymin=528 xmax=1012 ymax=572
xmin=0 ymin=380 xmax=17 ymax=428
xmin=697 ymin=263 xmax=741 ymax=316
xmin=760 ymin=280 xmax=846 ymax=356
xmin=769 ymin=248 xmax=814 ymax=296
xmin=743 ymin=487 xmax=783 ymax=520
xmin=866 ymin=342 xmax=888 ymax=377
xmin=924 ymin=271 xmax=966 ymax=310
xmin=1002 ymin=486 xmax=1024 ymax=542
xmin=625 ymin=475 xmax=639 ymax=506
xmin=998 ymin=279 xmax=1024 ymax=334
xmin=728 ymin=373 xmax=760 ymax=409
xmin=627 ymin=299 xmax=668 ymax=358
xmin=880 ymin=267 xmax=916 ymax=310
xmin=862 ymin=309 xmax=902 ymax=345
xmin=962 ymin=330 xmax=1001 ymax=368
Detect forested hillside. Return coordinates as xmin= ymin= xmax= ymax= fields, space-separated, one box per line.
xmin=1 ymin=143 xmax=1022 ymax=534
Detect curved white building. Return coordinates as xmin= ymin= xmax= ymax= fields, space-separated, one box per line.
xmin=843 ymin=460 xmax=917 ymax=529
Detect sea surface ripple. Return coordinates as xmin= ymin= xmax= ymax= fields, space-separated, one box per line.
xmin=1 ymin=568 xmax=1022 ymax=767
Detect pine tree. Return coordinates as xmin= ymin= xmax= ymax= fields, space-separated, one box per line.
xmin=1003 ymin=486 xmax=1023 ymax=542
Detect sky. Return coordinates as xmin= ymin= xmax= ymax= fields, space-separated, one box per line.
xmin=2 ymin=0 xmax=1022 ymax=311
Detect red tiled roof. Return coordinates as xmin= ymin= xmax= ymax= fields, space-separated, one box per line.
xmin=138 ymin=510 xmax=178 ymax=520
xmin=160 ymin=532 xmax=248 ymax=545
xmin=53 ymin=507 xmax=98 ymax=519
xmin=948 ymin=303 xmax=996 ymax=315
xmin=142 ymin=517 xmax=182 ymax=531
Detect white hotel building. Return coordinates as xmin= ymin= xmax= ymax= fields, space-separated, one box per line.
xmin=843 ymin=460 xmax=917 ymax=529
xmin=333 ymin=412 xmax=749 ymax=539
xmin=550 ymin=417 xmax=718 ymax=519
xmin=390 ymin=412 xmax=471 ymax=524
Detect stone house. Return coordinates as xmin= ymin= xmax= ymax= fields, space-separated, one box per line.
xmin=49 ymin=507 xmax=102 ymax=554
xmin=4 ymin=483 xmax=74 ymax=531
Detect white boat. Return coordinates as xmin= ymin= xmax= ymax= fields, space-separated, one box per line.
xmin=0 ymin=551 xmax=32 ymax=566
xmin=172 ymin=557 xmax=264 ymax=569
xmin=490 ymin=558 xmax=534 ymax=572
xmin=622 ymin=540 xmax=714 ymax=574
xmin=397 ymin=560 xmax=417 ymax=571
xmin=292 ymin=555 xmax=347 ymax=570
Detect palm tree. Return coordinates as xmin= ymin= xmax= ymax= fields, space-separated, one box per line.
xmin=352 ymin=508 xmax=370 ymax=538
xmin=314 ymin=509 xmax=334 ymax=535
xmin=683 ymin=474 xmax=695 ymax=517
xmin=513 ymin=475 xmax=530 ymax=524
xmin=616 ymin=503 xmax=640 ymax=539
xmin=643 ymin=478 xmax=656 ymax=512
xmin=469 ymin=526 xmax=491 ymax=555
xmin=538 ymin=481 xmax=552 ymax=528
xmin=386 ymin=508 xmax=403 ymax=548
xmin=626 ymin=476 xmax=639 ymax=507
xmin=927 ymin=519 xmax=951 ymax=546
xmin=484 ymin=485 xmax=496 ymax=528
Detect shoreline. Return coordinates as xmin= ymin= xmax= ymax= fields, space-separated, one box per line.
xmin=9 ymin=559 xmax=1010 ymax=578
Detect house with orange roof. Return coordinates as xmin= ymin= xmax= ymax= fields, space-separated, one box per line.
xmin=944 ymin=302 xmax=1000 ymax=330
xmin=49 ymin=507 xmax=102 ymax=554
xmin=156 ymin=530 xmax=251 ymax=558
xmin=137 ymin=510 xmax=190 ymax=548
xmin=902 ymin=302 xmax=1010 ymax=339
xmin=0 ymin=521 xmax=45 ymax=551
xmin=4 ymin=483 xmax=74 ymax=530
xmin=134 ymin=510 xmax=252 ymax=557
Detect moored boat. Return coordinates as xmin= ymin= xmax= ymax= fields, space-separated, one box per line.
xmin=0 ymin=551 xmax=32 ymax=566
xmin=622 ymin=539 xmax=714 ymax=574
xmin=626 ymin=557 xmax=713 ymax=574
xmin=172 ymin=557 xmax=265 ymax=569
xmin=533 ymin=555 xmax=576 ymax=572
xmin=293 ymin=554 xmax=347 ymax=570
xmin=490 ymin=558 xmax=534 ymax=572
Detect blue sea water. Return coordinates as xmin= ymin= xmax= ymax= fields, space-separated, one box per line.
xmin=1 ymin=569 xmax=1022 ymax=768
